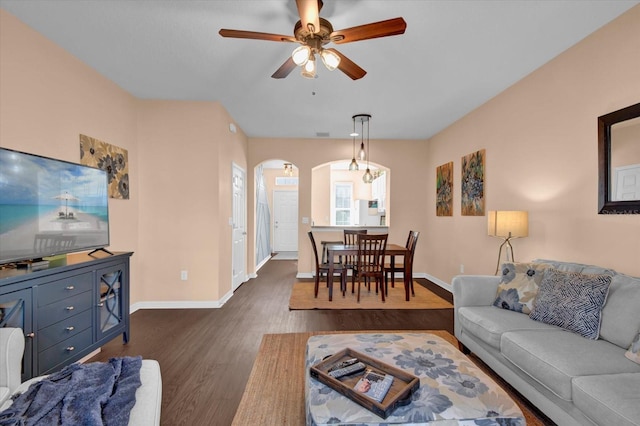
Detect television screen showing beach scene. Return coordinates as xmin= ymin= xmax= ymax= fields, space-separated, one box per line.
xmin=0 ymin=148 xmax=110 ymax=264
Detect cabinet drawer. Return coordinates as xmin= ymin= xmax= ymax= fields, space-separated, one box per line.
xmin=38 ymin=328 xmax=92 ymax=374
xmin=37 ymin=291 xmax=92 ymax=328
xmin=38 ymin=309 xmax=92 ymax=351
xmin=38 ymin=272 xmax=93 ymax=306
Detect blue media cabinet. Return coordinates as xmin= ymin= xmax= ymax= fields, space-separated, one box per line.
xmin=0 ymin=251 xmax=132 ymax=381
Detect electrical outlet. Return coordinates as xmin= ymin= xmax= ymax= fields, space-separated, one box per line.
xmin=180 ymin=270 xmax=188 ymax=281
xmin=460 ymin=264 xmax=465 ymax=273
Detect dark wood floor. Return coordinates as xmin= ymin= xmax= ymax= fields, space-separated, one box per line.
xmin=90 ymin=259 xmax=455 ymax=425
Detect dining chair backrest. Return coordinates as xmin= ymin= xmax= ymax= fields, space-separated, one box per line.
xmin=344 ymin=229 xmax=367 ymax=267
xmin=344 ymin=229 xmax=367 ymax=245
xmin=406 ymin=230 xmax=420 ymax=262
xmin=356 ymin=233 xmax=388 ymax=270
xmin=308 ymin=231 xmax=321 ymax=271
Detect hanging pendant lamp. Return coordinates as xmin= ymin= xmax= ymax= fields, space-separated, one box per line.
xmin=349 ymin=116 xmax=359 ymax=171
xmin=352 ymin=114 xmax=373 ymax=183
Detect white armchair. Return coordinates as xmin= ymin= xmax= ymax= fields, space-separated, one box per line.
xmin=0 ymin=327 xmax=161 ymax=425
xmin=0 ymin=328 xmax=24 ymax=405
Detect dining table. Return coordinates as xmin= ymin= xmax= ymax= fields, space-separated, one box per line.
xmin=324 ymin=243 xmax=413 ymax=301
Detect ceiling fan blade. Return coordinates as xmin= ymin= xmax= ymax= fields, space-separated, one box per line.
xmin=271 ymin=57 xmax=297 ymax=79
xmin=325 ymin=48 xmax=366 ymax=80
xmin=331 ymin=17 xmax=407 ymax=44
xmin=219 ymin=29 xmax=296 ymax=43
xmin=296 ymin=0 xmax=321 ymax=34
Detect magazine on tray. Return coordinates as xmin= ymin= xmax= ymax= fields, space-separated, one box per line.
xmin=353 ymin=368 xmax=394 ymax=403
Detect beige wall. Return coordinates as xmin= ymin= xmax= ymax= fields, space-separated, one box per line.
xmin=135 ymin=100 xmax=247 ymax=303
xmin=0 ymin=9 xmax=140 ymax=299
xmin=0 ymin=9 xmax=248 ymax=306
xmin=425 ymin=5 xmax=640 ymax=282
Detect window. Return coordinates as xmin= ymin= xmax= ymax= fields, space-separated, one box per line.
xmin=333 ymin=182 xmax=352 ymax=225
xmin=275 ymin=176 xmax=298 ymax=186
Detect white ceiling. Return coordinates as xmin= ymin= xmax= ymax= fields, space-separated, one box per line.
xmin=1 ymin=0 xmax=637 ymax=140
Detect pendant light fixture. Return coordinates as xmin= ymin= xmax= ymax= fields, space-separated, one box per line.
xmin=353 ymin=114 xmax=373 ymax=183
xmin=349 ymin=116 xmax=359 ymax=171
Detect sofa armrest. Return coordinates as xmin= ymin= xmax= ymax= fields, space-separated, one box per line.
xmin=0 ymin=328 xmax=25 ymax=398
xmin=452 ymin=275 xmax=500 ymax=340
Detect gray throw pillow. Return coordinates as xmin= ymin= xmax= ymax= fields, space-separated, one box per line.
xmin=529 ymin=268 xmax=612 ymax=339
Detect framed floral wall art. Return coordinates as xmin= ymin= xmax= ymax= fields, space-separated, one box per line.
xmin=79 ymin=134 xmax=130 ymax=199
xmin=461 ymin=149 xmax=485 ymax=216
xmin=436 ymin=161 xmax=453 ymax=216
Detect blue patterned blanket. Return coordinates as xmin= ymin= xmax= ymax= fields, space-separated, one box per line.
xmin=0 ymin=356 xmax=142 ymax=426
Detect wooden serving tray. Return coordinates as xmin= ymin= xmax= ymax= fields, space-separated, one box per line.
xmin=309 ymin=347 xmax=420 ymax=419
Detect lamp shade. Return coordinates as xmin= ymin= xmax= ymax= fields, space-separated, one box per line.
xmin=488 ymin=211 xmax=528 ymax=238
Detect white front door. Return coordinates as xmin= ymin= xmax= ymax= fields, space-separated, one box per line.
xmin=232 ymin=164 xmax=246 ymax=290
xmin=273 ymin=190 xmax=298 ymax=252
xmin=614 ymin=164 xmax=640 ymax=201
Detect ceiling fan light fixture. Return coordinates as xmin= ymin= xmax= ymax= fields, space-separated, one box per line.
xmin=320 ymin=49 xmax=340 ymax=71
xmin=292 ymin=45 xmax=311 ymax=66
xmin=301 ymin=57 xmax=316 ymax=79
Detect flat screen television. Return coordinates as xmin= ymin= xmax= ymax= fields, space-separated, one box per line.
xmin=0 ymin=147 xmax=110 ymax=266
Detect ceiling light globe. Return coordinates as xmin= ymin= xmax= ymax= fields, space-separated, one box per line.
xmin=349 ymin=158 xmax=359 ymax=171
xmin=301 ymin=58 xmax=316 ymax=79
xmin=292 ymin=45 xmax=310 ymax=66
xmin=320 ymin=49 xmax=340 ymax=71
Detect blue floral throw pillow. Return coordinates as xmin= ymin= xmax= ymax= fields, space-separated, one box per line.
xmin=529 ymin=268 xmax=612 ymax=339
xmin=493 ymin=262 xmax=549 ymax=314
xmin=626 ymin=331 xmax=640 ymax=364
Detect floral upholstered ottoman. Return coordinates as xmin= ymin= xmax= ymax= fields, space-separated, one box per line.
xmin=305 ymin=333 xmax=524 ymax=425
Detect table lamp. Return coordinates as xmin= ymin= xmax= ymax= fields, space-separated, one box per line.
xmin=488 ymin=210 xmax=529 ymax=274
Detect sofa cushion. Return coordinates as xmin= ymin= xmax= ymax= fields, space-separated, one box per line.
xmin=458 ymin=306 xmax=558 ymax=350
xmin=501 ymin=330 xmax=640 ymax=401
xmin=600 ymin=272 xmax=640 ymax=349
xmin=529 ymin=268 xmax=611 ymax=339
xmin=572 ymin=373 xmax=640 ymax=426
xmin=626 ymin=330 xmax=640 ymax=364
xmin=493 ymin=262 xmax=548 ymax=314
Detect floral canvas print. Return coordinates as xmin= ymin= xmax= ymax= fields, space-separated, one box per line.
xmin=461 ymin=149 xmax=485 ymax=216
xmin=79 ymin=134 xmax=129 ymax=199
xmin=436 ymin=162 xmax=453 ymax=216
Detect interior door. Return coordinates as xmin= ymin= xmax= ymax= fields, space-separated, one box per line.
xmin=614 ymin=164 xmax=640 ymax=201
xmin=273 ymin=190 xmax=298 ymax=252
xmin=232 ymin=164 xmax=246 ymax=290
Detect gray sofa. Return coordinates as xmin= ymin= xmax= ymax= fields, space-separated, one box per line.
xmin=0 ymin=327 xmax=162 ymax=425
xmin=453 ymin=259 xmax=640 ymax=426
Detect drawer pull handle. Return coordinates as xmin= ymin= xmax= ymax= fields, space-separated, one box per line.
xmin=66 ymin=346 xmax=75 ymax=352
xmin=66 ymin=326 xmax=75 ymax=331
xmin=65 ymin=285 xmax=75 ymax=290
xmin=98 ymin=302 xmax=104 ymax=307
xmin=25 ymin=332 xmax=35 ymax=338
xmin=65 ymin=306 xmax=74 ymax=311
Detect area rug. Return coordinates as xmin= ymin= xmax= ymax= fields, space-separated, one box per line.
xmin=232 ymin=331 xmax=549 ymax=426
xmin=288 ymin=280 xmax=453 ymax=310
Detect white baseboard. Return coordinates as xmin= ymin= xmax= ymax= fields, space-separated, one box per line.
xmin=414 ymin=272 xmax=452 ymax=293
xmin=130 ymin=288 xmax=234 ymax=312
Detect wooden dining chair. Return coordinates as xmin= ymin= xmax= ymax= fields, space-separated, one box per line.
xmin=343 ymin=229 xmax=367 ymax=286
xmin=308 ymin=232 xmax=347 ymax=301
xmin=352 ymin=233 xmax=388 ymax=303
xmin=384 ymin=230 xmax=419 ymax=296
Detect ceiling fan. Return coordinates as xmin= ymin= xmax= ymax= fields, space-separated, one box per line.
xmin=219 ymin=0 xmax=406 ymax=80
